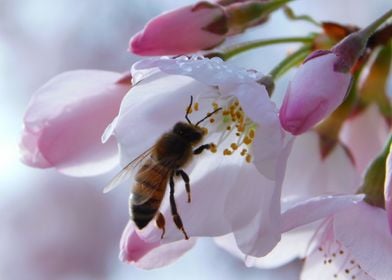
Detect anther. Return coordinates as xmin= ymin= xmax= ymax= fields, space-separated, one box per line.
xmin=240 ymin=149 xmax=247 ymax=156
xmin=248 ymin=129 xmax=255 ymax=138
xmin=209 ymin=118 xmax=215 ymax=123
xmin=245 ymin=154 xmax=252 ymax=163
xmin=230 ymin=143 xmax=238 ymax=150
xmin=194 ymin=102 xmax=199 ymax=111
xmin=243 ymin=136 xmax=252 ymax=145
xmin=223 ymin=149 xmax=232 ymax=156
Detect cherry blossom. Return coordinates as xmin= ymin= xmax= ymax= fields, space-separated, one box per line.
xmin=103 ymin=55 xmax=293 ymax=262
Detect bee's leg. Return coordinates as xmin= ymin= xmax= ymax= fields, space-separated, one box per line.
xmin=176 ymin=169 xmax=191 ymax=203
xmin=193 ymin=144 xmax=211 ymax=155
xmin=156 ymin=212 xmax=166 ymax=239
xmin=169 ymin=173 xmax=189 ymax=240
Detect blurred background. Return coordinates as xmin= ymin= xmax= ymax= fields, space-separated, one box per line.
xmin=0 ymin=0 xmax=390 ymax=279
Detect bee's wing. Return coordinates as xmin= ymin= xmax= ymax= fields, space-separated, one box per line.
xmin=102 ymin=147 xmax=154 ymax=194
xmin=130 ymin=164 xmax=171 ymax=205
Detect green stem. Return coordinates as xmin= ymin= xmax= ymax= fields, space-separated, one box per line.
xmin=220 ymin=37 xmax=313 ymax=60
xmin=268 ymin=45 xmax=311 ymax=79
xmin=283 ymin=6 xmax=321 ymax=27
xmin=360 ymin=9 xmax=392 ymax=39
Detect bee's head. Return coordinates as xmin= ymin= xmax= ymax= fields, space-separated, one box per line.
xmin=173 ymin=122 xmax=204 ymax=144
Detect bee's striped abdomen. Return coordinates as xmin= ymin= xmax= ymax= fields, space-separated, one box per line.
xmin=131 ymin=161 xmax=169 ymax=229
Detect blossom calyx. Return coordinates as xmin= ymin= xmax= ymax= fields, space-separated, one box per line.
xmin=224 ymin=0 xmax=292 ymax=34
xmin=129 ymin=2 xmax=228 ymax=56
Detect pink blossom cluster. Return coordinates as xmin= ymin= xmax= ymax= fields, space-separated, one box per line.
xmin=20 ymin=1 xmax=392 ymax=279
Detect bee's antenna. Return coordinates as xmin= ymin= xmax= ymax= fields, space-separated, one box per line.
xmin=185 ymin=95 xmax=193 ymax=125
xmin=195 ymin=107 xmax=222 ymax=127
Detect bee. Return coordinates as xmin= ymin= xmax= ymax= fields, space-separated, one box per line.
xmin=104 ymin=96 xmax=221 ymax=240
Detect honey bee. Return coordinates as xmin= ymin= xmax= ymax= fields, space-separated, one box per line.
xmin=104 ymin=96 xmax=221 ymax=240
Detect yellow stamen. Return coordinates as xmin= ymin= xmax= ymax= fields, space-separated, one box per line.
xmin=223 ymin=149 xmax=232 ymax=156
xmin=240 ymin=149 xmax=247 ymax=156
xmin=243 ymin=136 xmax=252 ymax=145
xmin=246 ymin=154 xmax=252 ymax=163
xmin=248 ymin=129 xmax=255 ymax=139
xmin=230 ymin=143 xmax=238 ymax=150
xmin=209 ymin=143 xmax=217 ymax=153
xmin=194 ymin=102 xmax=199 ymax=111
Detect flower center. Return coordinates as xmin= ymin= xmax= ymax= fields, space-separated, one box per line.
xmin=316 ymin=240 xmax=370 ymax=279
xmin=187 ymin=96 xmax=256 ymax=163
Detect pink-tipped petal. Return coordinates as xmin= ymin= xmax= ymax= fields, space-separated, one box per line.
xmin=385 ymin=143 xmax=392 ymax=234
xmin=129 ymin=3 xmax=227 ymax=56
xmin=279 ymin=52 xmax=352 ymax=135
xmin=119 ymin=221 xmax=196 ymax=269
xmin=20 ymin=70 xmax=130 ymax=176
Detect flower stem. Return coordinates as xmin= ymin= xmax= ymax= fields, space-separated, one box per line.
xmin=359 ymin=9 xmax=392 ymax=40
xmin=283 ymin=6 xmax=321 ymax=27
xmin=268 ymin=45 xmax=312 ymax=79
xmin=219 ymin=37 xmax=313 ymax=60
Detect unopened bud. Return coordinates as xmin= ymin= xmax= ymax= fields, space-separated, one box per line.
xmin=129 ymin=2 xmax=228 ymax=56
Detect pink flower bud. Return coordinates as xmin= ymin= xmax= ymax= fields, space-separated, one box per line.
xmin=385 ymin=143 xmax=392 ymax=234
xmin=130 ymin=2 xmax=228 ymax=56
xmin=279 ymin=51 xmax=352 ymax=135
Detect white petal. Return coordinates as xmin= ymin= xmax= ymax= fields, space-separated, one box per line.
xmin=216 ymin=223 xmax=316 ymax=269
xmin=133 ymin=56 xmax=263 ymax=88
xmin=283 ymin=131 xmax=360 ymax=199
xmin=281 ymin=194 xmax=364 ymax=232
xmin=340 ymin=105 xmax=389 ymax=174
xmin=111 ymin=74 xmax=216 ymax=163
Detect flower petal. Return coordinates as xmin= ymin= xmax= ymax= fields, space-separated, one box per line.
xmin=340 ymin=105 xmax=390 ymax=174
xmin=119 ymin=221 xmax=195 ymax=269
xmin=334 ymin=202 xmax=392 ymax=280
xmin=108 ymin=73 xmax=215 ymax=164
xmin=133 ymin=151 xmax=284 ymax=257
xmin=281 ymin=194 xmax=364 ymax=232
xmin=216 ymin=224 xmax=315 ymax=269
xmin=282 ymin=131 xmax=360 ymax=199
xmin=230 ymin=82 xmax=287 ymax=179
xmin=21 ymin=70 xmax=130 ymax=176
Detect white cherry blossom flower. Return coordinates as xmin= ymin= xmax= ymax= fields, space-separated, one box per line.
xmin=103 ymin=56 xmax=292 ymax=264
